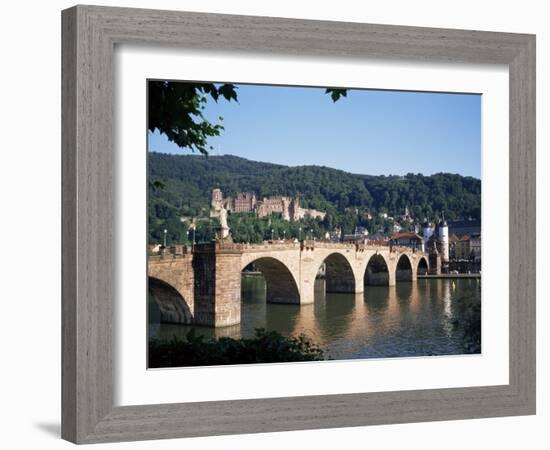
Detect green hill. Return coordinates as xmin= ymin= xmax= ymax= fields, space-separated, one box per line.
xmin=148 ymin=152 xmax=481 ymax=244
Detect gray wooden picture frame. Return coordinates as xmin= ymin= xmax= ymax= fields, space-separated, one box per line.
xmin=61 ymin=5 xmax=536 ymax=444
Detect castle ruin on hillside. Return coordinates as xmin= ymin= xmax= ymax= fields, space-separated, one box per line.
xmin=210 ymin=188 xmax=325 ymax=222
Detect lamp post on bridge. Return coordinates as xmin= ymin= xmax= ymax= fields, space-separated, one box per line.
xmin=299 ymin=227 xmax=302 ymax=241
xmin=163 ymin=228 xmax=167 ymax=248
xmin=271 ymin=229 xmax=274 ymax=242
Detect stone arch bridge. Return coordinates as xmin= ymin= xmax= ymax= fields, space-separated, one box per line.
xmin=148 ymin=241 xmax=429 ymax=328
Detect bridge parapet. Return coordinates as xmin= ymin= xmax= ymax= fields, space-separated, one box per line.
xmin=149 ymin=253 xmax=190 ymax=262
xmin=390 ymin=245 xmax=422 ymax=254
xmin=149 ymin=244 xmax=192 ymax=259
xmin=241 ymin=241 xmax=301 ymax=252
xmin=302 ymin=240 xmax=357 ymax=251
xmin=193 ymin=241 xmax=303 ymax=254
xmin=192 ymin=242 xmax=243 ymax=254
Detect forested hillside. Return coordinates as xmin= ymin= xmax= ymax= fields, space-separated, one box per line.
xmin=148 ymin=152 xmax=481 ymax=244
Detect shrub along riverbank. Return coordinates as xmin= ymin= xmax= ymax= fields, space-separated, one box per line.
xmin=452 ymin=295 xmax=481 ymax=354
xmin=149 ymin=328 xmax=325 ymax=368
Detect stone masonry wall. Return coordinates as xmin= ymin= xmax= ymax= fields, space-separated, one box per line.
xmin=192 ymin=250 xmax=217 ymax=326
xmin=213 ymin=252 xmax=242 ymax=326
xmin=148 ymin=255 xmax=194 ymax=318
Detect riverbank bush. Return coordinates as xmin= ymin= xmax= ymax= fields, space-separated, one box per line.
xmin=452 ymin=295 xmax=481 ymax=354
xmin=149 ymin=328 xmax=325 ymax=368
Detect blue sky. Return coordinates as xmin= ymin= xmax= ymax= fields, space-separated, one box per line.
xmin=148 ymin=83 xmax=481 ymax=178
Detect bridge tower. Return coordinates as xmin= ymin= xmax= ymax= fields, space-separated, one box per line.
xmin=423 ymin=221 xmax=434 ymax=250
xmin=192 ymin=243 xmax=242 ymax=327
xmin=438 ymin=217 xmax=449 ymax=273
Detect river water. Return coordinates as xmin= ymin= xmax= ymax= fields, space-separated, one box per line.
xmin=149 ymin=276 xmax=481 ymax=360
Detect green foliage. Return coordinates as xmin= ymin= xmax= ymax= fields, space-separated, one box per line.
xmin=148 ymin=328 xmax=325 ymax=367
xmin=148 ymin=81 xmax=238 ymax=154
xmin=226 ymin=213 xmax=321 ymax=243
xmin=325 ymin=87 xmax=348 ymax=102
xmin=452 ymin=289 xmax=482 ymax=353
xmin=148 ymin=153 xmax=481 ymax=244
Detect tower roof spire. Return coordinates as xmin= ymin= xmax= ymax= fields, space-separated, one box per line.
xmin=439 ymin=211 xmax=448 ymax=227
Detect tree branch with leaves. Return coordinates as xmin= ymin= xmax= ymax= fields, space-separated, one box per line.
xmin=148 ymin=81 xmax=239 ymax=155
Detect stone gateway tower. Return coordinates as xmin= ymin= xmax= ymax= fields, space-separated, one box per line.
xmin=424 ymin=217 xmax=450 ymax=275
xmin=423 ymin=221 xmax=434 ymax=251
xmin=438 ymin=218 xmax=449 ymax=273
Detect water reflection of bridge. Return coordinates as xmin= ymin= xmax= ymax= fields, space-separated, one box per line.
xmin=178 ymin=278 xmax=477 ymax=354
xmin=148 ymin=240 xmax=429 ymax=327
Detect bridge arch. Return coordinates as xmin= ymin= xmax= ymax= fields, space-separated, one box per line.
xmin=417 ymin=256 xmax=429 ymax=275
xmin=241 ymin=256 xmax=300 ymax=304
xmin=395 ymin=254 xmax=414 ymax=282
xmin=319 ymin=252 xmax=356 ymax=294
xmin=365 ymin=253 xmax=390 ymax=286
xmin=148 ymin=277 xmax=193 ymax=324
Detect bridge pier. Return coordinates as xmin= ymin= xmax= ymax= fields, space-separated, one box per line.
xmin=411 ymin=264 xmax=418 ymax=282
xmin=192 ymin=244 xmax=242 ymax=327
xmin=298 ymin=280 xmax=315 ymax=305
xmin=389 ymin=270 xmax=397 ymax=286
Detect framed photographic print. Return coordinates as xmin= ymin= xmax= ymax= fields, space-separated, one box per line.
xmin=62 ymin=5 xmax=536 ymax=444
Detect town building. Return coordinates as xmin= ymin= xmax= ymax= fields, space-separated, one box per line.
xmin=354 ymin=226 xmax=368 ymax=235
xmin=326 ymin=227 xmax=342 ymax=242
xmin=455 ymin=234 xmax=472 ymax=260
xmin=367 ymin=232 xmax=387 ymax=242
xmin=342 ymin=226 xmax=369 ymax=244
xmin=366 ymin=232 xmax=390 ymax=246
xmin=448 ymin=233 xmax=461 ymax=260
xmin=470 ymin=233 xmax=481 ymax=262
xmin=389 ymin=232 xmax=424 ymax=251
xmin=454 ymin=233 xmax=482 ymax=261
